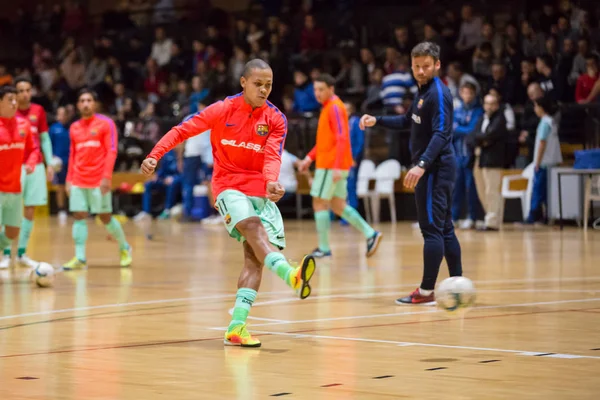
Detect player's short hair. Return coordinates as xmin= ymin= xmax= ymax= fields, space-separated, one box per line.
xmin=242 ymin=59 xmax=271 ymax=78
xmin=411 ymin=41 xmax=441 ymax=62
xmin=0 ymin=85 xmax=16 ymax=99
xmin=14 ymin=77 xmax=33 ymax=87
xmin=314 ymin=73 xmax=336 ymax=87
xmin=460 ymin=82 xmax=477 ymax=92
xmin=534 ymin=95 xmax=558 ymax=115
xmin=77 ymin=88 xmax=98 ymax=102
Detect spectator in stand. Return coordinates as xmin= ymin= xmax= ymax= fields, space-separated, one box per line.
xmin=380 ymin=55 xmax=417 ymax=113
xmin=576 ymin=54 xmax=599 ymax=103
xmin=488 ymin=87 xmax=516 ymax=133
xmin=151 ymin=26 xmax=174 ymax=68
xmin=519 ymin=82 xmax=544 ymax=164
xmin=143 ymin=58 xmax=166 ymax=97
xmin=536 ymin=54 xmax=557 ymax=99
xmin=452 ymin=82 xmax=484 ymax=230
xmin=472 ymin=42 xmax=494 ymax=80
xmin=206 ymin=25 xmax=232 ymax=60
xmin=292 ymin=70 xmax=320 ymax=113
xmin=503 ymin=40 xmax=522 ymax=81
xmin=84 ymin=54 xmax=107 ymax=89
xmin=192 ymin=40 xmax=206 ymax=74
xmin=168 ymin=40 xmax=189 ymax=79
xmin=393 ymin=26 xmax=413 ymax=55
xmin=360 ymin=48 xmax=377 ymax=82
xmin=0 ymin=64 xmax=13 ymax=86
xmin=361 ymin=68 xmax=384 ymax=112
xmin=229 ymin=46 xmax=248 ymax=89
xmin=472 ymin=94 xmax=507 ymax=231
xmin=555 ymin=38 xmax=576 ymax=102
xmin=488 ymin=60 xmax=515 ymax=105
xmin=446 ymin=61 xmax=480 ymax=101
xmin=480 ymin=22 xmax=504 ymax=59
xmin=539 ymin=3 xmax=557 ymax=35
xmin=570 ymin=38 xmax=592 ymax=84
xmin=456 ymin=5 xmax=483 ymax=58
xmin=300 ymin=14 xmax=326 ymax=53
xmin=189 ymin=76 xmax=210 ymax=114
xmin=335 ymin=53 xmax=365 ymax=94
xmin=556 ymin=15 xmax=577 ymax=48
xmin=233 ymin=19 xmax=249 ymax=49
xmin=60 ymin=49 xmax=85 ymax=102
xmin=521 ymin=20 xmax=546 ymax=58
xmin=383 ymin=47 xmax=398 ymax=75
xmin=246 ymin=22 xmax=265 ymax=49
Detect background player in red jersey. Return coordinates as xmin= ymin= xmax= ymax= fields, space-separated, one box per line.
xmin=1 ymin=78 xmax=56 ymax=269
xmin=0 ymin=85 xmax=39 ymax=267
xmin=62 ymin=89 xmax=132 ymax=271
xmin=141 ymin=59 xmax=316 ymax=348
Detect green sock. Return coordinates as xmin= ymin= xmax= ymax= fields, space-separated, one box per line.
xmin=314 ymin=210 xmax=331 ymax=252
xmin=17 ymin=218 xmax=33 ymax=257
xmin=0 ymin=233 xmax=12 ymax=250
xmin=105 ymin=217 xmax=129 ymax=250
xmin=341 ymin=205 xmax=375 ymax=239
xmin=264 ymin=252 xmax=295 ymax=287
xmin=227 ymin=288 xmax=257 ymax=331
xmin=72 ymin=219 xmax=88 ymax=261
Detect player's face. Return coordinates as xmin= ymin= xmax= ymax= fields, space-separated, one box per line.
xmin=313 ymin=81 xmax=334 ymax=104
xmin=0 ymin=93 xmax=17 ymax=118
xmin=77 ymin=94 xmax=96 ymax=117
xmin=15 ymin=82 xmax=32 ymax=107
xmin=241 ymin=68 xmax=273 ymax=108
xmin=411 ymin=56 xmax=440 ymax=86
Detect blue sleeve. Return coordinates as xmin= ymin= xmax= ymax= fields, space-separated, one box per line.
xmin=376 ymin=114 xmax=409 ymax=130
xmin=420 ymin=80 xmax=454 ymax=165
xmin=538 ymin=120 xmax=551 ymax=141
xmin=454 ymin=107 xmax=483 ymax=137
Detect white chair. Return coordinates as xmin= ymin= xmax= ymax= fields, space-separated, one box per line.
xmin=357 ymin=160 xmax=376 ymax=223
xmin=372 ymin=159 xmax=402 ymax=223
xmin=500 ymin=164 xmax=535 ymax=222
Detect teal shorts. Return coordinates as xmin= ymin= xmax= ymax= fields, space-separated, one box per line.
xmin=21 ymin=163 xmax=48 ymax=207
xmin=0 ymin=192 xmax=23 ymax=228
xmin=310 ymin=168 xmax=349 ymax=200
xmin=215 ymin=189 xmax=285 ymax=250
xmin=69 ymin=186 xmax=113 ymax=214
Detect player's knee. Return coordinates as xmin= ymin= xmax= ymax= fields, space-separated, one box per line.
xmin=235 ymin=217 xmax=262 ymax=235
xmin=4 ymin=226 xmax=19 ymax=240
xmin=98 ymin=213 xmax=112 ymax=224
xmin=312 ymin=197 xmax=329 ymax=211
xmin=73 ymin=212 xmax=88 ymax=220
xmin=23 ymin=206 xmax=35 ymax=220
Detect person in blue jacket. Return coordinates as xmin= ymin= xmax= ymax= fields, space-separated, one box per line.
xmin=136 ymin=149 xmax=182 ymax=220
xmin=451 ymin=82 xmax=484 ymax=229
xmin=346 ymin=102 xmax=365 ymax=211
xmin=49 ymin=106 xmax=71 ymax=222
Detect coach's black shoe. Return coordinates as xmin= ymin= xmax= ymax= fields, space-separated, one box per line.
xmin=311 ymin=248 xmax=332 ymax=258
xmin=366 ymin=231 xmax=383 ymax=257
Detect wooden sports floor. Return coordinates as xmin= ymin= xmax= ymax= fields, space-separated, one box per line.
xmin=1 ymin=217 xmax=599 ymax=399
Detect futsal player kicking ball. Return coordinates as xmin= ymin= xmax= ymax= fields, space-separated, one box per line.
xmin=1 ymin=78 xmax=55 ymax=269
xmin=0 ymin=85 xmax=38 ymax=267
xmin=297 ymin=74 xmax=382 ymax=258
xmin=141 ymin=59 xmax=316 ymax=348
xmin=62 ymin=89 xmax=132 ymax=270
xmin=360 ymin=42 xmax=463 ymax=305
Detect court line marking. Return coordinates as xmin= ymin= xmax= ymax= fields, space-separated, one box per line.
xmin=215 ymin=297 xmax=600 ymax=328
xmin=2 ymin=276 xmax=599 ymax=322
xmin=247 ymin=330 xmax=600 ymax=360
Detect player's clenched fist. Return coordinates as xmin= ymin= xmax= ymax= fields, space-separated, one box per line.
xmin=359 ymin=114 xmax=377 ymax=130
xmin=266 ymin=181 xmax=285 ymax=202
xmin=141 ymin=158 xmax=158 ymax=176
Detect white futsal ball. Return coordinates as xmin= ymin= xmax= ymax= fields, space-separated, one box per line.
xmin=51 ymin=156 xmax=63 ymax=172
xmin=436 ymin=276 xmax=476 ymax=313
xmin=31 ymin=262 xmax=55 ymax=288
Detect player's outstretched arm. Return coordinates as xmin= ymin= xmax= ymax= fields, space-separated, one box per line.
xmin=370 ymin=114 xmax=409 ymax=130
xmin=147 ymin=102 xmax=222 ymax=163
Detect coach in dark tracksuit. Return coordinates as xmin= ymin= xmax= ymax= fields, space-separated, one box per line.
xmin=360 ymin=42 xmax=462 ymax=305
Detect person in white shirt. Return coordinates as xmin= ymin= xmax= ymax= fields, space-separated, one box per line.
xmin=151 ymin=27 xmax=173 ymax=67
xmin=278 ymin=150 xmax=300 ymax=202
